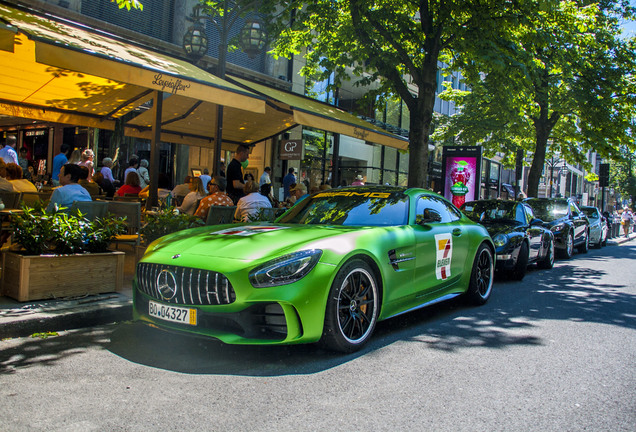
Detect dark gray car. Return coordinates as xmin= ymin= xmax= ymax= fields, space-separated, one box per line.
xmin=524 ymin=198 xmax=589 ymax=259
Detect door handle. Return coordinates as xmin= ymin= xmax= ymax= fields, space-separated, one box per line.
xmin=452 ymin=228 xmax=462 ymax=236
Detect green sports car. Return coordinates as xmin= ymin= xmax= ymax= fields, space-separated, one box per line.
xmin=133 ymin=186 xmax=495 ymax=352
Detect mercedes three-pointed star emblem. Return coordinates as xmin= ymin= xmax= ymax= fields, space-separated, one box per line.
xmin=156 ymin=269 xmax=178 ymax=301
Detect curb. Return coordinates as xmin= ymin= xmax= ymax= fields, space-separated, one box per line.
xmin=0 ymin=294 xmax=132 ymax=339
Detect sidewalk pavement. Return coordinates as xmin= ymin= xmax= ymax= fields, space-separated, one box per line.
xmin=1 ymin=233 xmax=635 ymax=340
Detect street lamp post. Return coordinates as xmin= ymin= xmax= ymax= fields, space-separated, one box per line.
xmin=182 ymin=1 xmax=266 ymax=177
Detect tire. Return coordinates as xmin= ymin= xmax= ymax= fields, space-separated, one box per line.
xmin=558 ymin=232 xmax=574 ymax=259
xmin=510 ymin=241 xmax=529 ymax=281
xmin=537 ymin=238 xmax=555 ymax=269
xmin=578 ymin=230 xmax=589 ymax=254
xmin=320 ymin=259 xmax=379 ymax=353
xmin=465 ymin=244 xmax=494 ymax=305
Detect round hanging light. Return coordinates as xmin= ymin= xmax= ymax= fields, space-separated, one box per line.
xmin=239 ymin=18 xmax=267 ymax=59
xmin=182 ymin=22 xmax=208 ymax=62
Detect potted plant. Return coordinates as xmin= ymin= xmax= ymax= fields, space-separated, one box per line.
xmin=1 ymin=206 xmax=128 ymax=301
xmin=139 ymin=206 xmax=205 ymax=247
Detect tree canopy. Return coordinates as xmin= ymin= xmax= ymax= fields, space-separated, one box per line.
xmin=434 ymin=0 xmax=636 ymax=197
xmin=265 ymin=0 xmax=530 ymax=188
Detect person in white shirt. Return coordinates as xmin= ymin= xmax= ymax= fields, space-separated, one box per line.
xmin=100 ymin=157 xmax=116 ymax=184
xmin=171 ymin=175 xmax=192 ymax=199
xmin=0 ymin=135 xmax=19 ymax=165
xmin=235 ymin=180 xmax=272 ymax=222
xmin=177 ymin=177 xmax=206 ymax=215
xmin=124 ymin=158 xmax=139 ymax=184
xmin=199 ymin=168 xmax=211 ymax=193
xmin=259 ymin=166 xmax=272 ymax=187
xmin=137 ymin=159 xmax=150 ymax=188
xmin=621 ymin=206 xmax=633 ymax=238
xmin=78 ymin=148 xmax=95 ymax=181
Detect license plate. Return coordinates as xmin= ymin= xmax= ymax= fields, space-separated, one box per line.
xmin=148 ymin=301 xmax=197 ymax=326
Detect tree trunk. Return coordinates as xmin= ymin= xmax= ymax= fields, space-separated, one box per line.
xmin=526 ymin=121 xmax=550 ymax=198
xmin=407 ymin=66 xmax=437 ymax=189
xmin=408 ymin=109 xmax=430 ymax=188
xmin=527 ymin=74 xmax=557 ymax=198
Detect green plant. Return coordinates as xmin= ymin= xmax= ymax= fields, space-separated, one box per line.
xmin=12 ymin=206 xmax=127 ymax=255
xmin=140 ymin=207 xmax=205 ymax=245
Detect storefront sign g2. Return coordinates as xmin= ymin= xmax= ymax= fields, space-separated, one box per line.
xmin=280 ymin=139 xmax=302 ymax=160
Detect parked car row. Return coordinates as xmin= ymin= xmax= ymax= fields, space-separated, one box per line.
xmin=460 ymin=199 xmax=554 ymax=281
xmin=131 ymin=187 xmax=606 ymax=354
xmin=462 ymin=197 xmax=607 ymax=281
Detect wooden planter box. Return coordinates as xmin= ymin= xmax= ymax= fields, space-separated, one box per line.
xmin=1 ymin=250 xmax=125 ymax=302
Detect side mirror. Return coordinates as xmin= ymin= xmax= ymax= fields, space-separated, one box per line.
xmin=530 ymin=218 xmax=544 ymax=226
xmin=417 ymin=208 xmax=442 ymax=225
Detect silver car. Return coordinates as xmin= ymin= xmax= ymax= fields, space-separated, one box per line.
xmin=581 ymin=206 xmax=608 ymax=248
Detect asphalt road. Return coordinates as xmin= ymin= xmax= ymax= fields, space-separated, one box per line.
xmin=1 ymin=242 xmax=635 ymax=431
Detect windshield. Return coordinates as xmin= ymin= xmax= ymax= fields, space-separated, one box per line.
xmin=525 ymin=199 xmax=568 ymax=222
xmin=278 ymin=189 xmax=409 ymax=226
xmin=462 ymin=201 xmax=518 ymax=223
xmin=582 ymin=207 xmax=599 ymax=219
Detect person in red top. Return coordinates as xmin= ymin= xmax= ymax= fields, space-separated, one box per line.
xmin=195 ymin=176 xmax=234 ymax=220
xmin=115 ymin=171 xmax=142 ymax=197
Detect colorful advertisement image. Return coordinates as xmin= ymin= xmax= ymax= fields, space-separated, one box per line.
xmin=445 ymin=157 xmax=478 ymax=207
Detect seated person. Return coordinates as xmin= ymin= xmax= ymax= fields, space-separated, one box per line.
xmin=234 ymin=180 xmax=272 ymax=222
xmin=5 ymin=162 xmax=37 ymax=193
xmin=46 ymin=163 xmax=92 ymax=212
xmin=115 ymin=171 xmax=142 ymax=197
xmin=260 ymin=183 xmax=279 ymax=208
xmin=284 ymin=183 xmax=308 ymax=208
xmin=93 ymin=171 xmax=115 ymax=198
xmin=171 ymin=175 xmax=191 ymax=199
xmin=0 ymin=160 xmax=14 ymax=192
xmin=195 ymin=176 xmax=234 ymax=220
xmin=78 ymin=165 xmax=101 ymax=197
xmin=177 ymin=177 xmax=206 ymax=215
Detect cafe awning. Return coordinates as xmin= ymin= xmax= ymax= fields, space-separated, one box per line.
xmin=0 ymin=3 xmax=407 ymax=152
xmin=228 ymin=77 xmax=409 ymax=150
xmin=0 ymin=3 xmax=266 ymax=146
xmin=125 ymin=75 xmax=409 ymax=150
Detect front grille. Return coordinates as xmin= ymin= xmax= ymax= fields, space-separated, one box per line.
xmin=136 ymin=263 xmax=236 ymax=306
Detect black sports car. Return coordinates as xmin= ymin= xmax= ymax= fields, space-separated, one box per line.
xmin=462 ymin=199 xmax=554 ymax=280
xmin=523 ymin=198 xmax=589 ymax=259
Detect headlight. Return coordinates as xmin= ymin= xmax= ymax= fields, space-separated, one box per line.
xmin=492 ymin=233 xmax=508 ymax=247
xmin=551 ymin=223 xmax=565 ymax=233
xmin=249 ymin=250 xmax=323 ymax=288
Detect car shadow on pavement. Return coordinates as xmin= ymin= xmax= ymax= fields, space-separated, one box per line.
xmin=3 ymin=244 xmax=634 ymax=377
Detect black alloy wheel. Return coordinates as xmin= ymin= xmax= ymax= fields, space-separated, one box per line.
xmin=537 ymin=238 xmax=555 ymax=269
xmin=321 ymin=259 xmax=379 ymax=353
xmin=578 ymin=230 xmax=589 ymax=253
xmin=559 ymin=232 xmax=574 ymax=259
xmin=511 ymin=241 xmax=529 ymax=281
xmin=466 ymin=244 xmax=494 ymax=305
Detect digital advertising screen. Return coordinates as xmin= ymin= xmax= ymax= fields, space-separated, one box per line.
xmin=441 ymin=146 xmax=483 ymax=208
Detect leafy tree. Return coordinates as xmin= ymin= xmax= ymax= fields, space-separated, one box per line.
xmin=263 ymin=0 xmax=527 ymax=188
xmin=111 ymin=0 xmax=143 ymax=10
xmin=435 ymin=0 xmax=636 ymax=197
xmin=609 ymin=152 xmax=636 ymax=206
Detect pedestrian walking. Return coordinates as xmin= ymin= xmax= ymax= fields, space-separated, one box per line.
xmin=621 ymin=206 xmax=633 ymax=238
